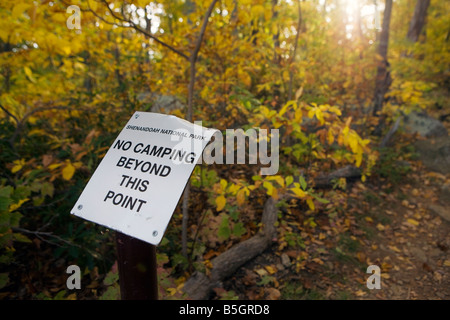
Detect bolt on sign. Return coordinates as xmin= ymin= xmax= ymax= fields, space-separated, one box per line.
xmin=71 ymin=112 xmax=218 ymax=245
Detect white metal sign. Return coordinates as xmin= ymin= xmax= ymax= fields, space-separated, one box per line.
xmin=71 ymin=112 xmax=218 ymax=245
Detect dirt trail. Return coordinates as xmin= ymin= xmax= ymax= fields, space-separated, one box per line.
xmin=221 ymin=159 xmax=450 ymax=300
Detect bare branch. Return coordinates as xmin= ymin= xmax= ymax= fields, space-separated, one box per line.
xmin=0 ymin=104 xmax=19 ymax=124
xmin=8 ymin=104 xmax=90 ymax=146
xmin=191 ymin=0 xmax=219 ymax=63
xmin=128 ymin=21 xmax=189 ymax=60
xmin=92 ymin=0 xmax=189 ymax=60
xmin=12 ymin=227 xmax=82 ymax=248
xmin=100 ymin=0 xmax=127 ymax=22
xmin=186 ymin=0 xmax=219 ymax=122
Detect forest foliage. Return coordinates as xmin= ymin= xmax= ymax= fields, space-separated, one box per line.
xmin=0 ymin=0 xmax=448 ymax=299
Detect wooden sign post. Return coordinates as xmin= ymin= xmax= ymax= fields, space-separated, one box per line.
xmin=116 ymin=232 xmax=158 ymax=300
xmin=71 ymin=112 xmax=217 ymax=299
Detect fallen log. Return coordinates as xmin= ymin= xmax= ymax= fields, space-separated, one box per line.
xmin=313 ymin=165 xmax=362 ymax=189
xmin=182 ymin=165 xmax=361 ymax=299
xmin=182 ymin=197 xmax=278 ymax=300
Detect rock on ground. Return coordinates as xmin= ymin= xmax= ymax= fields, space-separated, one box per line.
xmin=402 ymin=111 xmax=448 ymax=138
xmin=136 ymin=92 xmax=184 ymax=113
xmin=415 ymin=136 xmax=450 ymax=174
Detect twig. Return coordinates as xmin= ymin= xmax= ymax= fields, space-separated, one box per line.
xmin=12 ymin=227 xmax=82 ymax=248
xmin=89 ymin=0 xmax=189 ymax=60
xmin=9 ymin=104 xmax=87 ymax=145
xmin=190 ymin=0 xmax=219 ymax=65
xmin=0 ymin=104 xmax=19 ymax=124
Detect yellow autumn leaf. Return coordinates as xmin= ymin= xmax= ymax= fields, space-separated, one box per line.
xmin=355 ymin=290 xmax=367 ymax=297
xmin=278 ymin=103 xmax=290 ymax=117
xmin=406 ymin=218 xmax=419 ymax=226
xmin=24 ymin=66 xmax=36 ymax=83
xmin=215 ymin=195 xmax=226 ymax=212
xmin=291 ymin=186 xmax=306 ymax=198
xmin=294 ymin=108 xmax=302 ymax=122
xmin=12 ymin=3 xmax=31 ymax=19
xmin=264 ymin=265 xmax=277 ymax=275
xmin=348 ymin=132 xmax=360 ymax=154
xmin=166 ymin=288 xmax=177 ymax=296
xmin=306 ymin=198 xmax=315 ymax=211
xmin=251 ymin=4 xmax=265 ymax=17
xmin=11 ymin=159 xmax=25 ymax=173
xmin=315 ymin=109 xmax=324 ymax=125
xmin=66 ymin=293 xmax=77 ymax=300
xmin=273 ymin=120 xmax=283 ymax=129
xmin=73 ymin=161 xmax=83 ymax=169
xmin=9 ymin=198 xmax=29 ymax=212
xmin=48 ymin=163 xmax=62 ymax=171
xmin=236 ymin=188 xmax=247 ymax=206
xmin=228 ymin=183 xmax=240 ymax=195
xmin=267 ymin=175 xmax=284 ymax=188
xmin=279 ymin=101 xmax=296 ymax=117
xmin=62 ymin=162 xmax=76 ymax=181
xmin=327 ymin=128 xmax=334 ymax=145
xmin=355 ymin=152 xmax=363 ymax=167
xmin=263 ymin=181 xmax=273 ymax=196
xmin=328 ymin=105 xmax=342 ymax=116
xmin=388 ymin=245 xmax=402 ymax=253
xmin=271 ymin=187 xmax=279 ymax=200
xmin=220 ymin=179 xmax=228 ymax=191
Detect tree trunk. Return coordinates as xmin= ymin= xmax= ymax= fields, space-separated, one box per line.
xmin=288 ymin=0 xmax=302 ymax=101
xmin=181 ymin=0 xmax=219 ymax=258
xmin=407 ymin=0 xmax=431 ymax=43
xmin=372 ymin=0 xmax=393 ymax=117
xmin=272 ymin=0 xmax=280 ymax=64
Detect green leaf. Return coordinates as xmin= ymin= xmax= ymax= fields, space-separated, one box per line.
xmin=218 ymin=215 xmax=231 ymax=240
xmin=0 ymin=187 xmax=12 ymax=211
xmin=252 ymin=175 xmax=262 ymax=181
xmin=9 ymin=211 xmax=23 ymax=227
xmin=257 ymin=275 xmax=274 ymax=286
xmin=299 ymin=176 xmax=307 ymax=190
xmin=0 ymin=197 xmax=12 ymax=212
xmin=0 ymin=186 xmax=12 ymax=198
xmin=13 ymin=233 xmax=32 ymax=243
xmin=41 ymin=182 xmax=54 ymax=198
xmin=285 ymin=176 xmax=294 ymax=186
xmin=232 ymin=222 xmax=246 ymax=237
xmin=12 ymin=186 xmax=31 ymax=202
xmin=312 ymin=194 xmax=330 ymax=204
